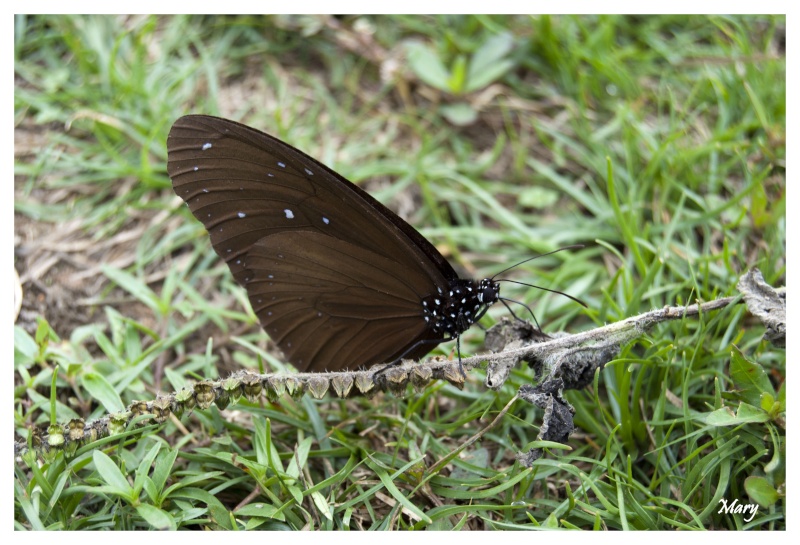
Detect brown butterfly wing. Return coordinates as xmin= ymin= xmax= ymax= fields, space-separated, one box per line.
xmin=167 ymin=115 xmax=452 ymax=371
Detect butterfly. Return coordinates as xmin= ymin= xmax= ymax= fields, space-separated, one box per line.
xmin=167 ymin=115 xmax=565 ymax=374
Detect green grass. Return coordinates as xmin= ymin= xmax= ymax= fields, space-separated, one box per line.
xmin=14 ymin=14 xmax=785 ymax=530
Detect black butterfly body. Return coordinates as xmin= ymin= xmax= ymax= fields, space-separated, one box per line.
xmin=167 ymin=115 xmax=499 ymax=373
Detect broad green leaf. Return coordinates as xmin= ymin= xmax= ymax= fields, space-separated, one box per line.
xmin=81 ymin=372 xmax=125 ymax=412
xmin=440 ymin=102 xmax=477 ymax=126
xmin=142 ymin=476 xmax=158 ymax=504
xmin=152 ymin=447 xmax=179 ymax=493
xmin=136 ymin=504 xmax=177 ymax=530
xmin=406 ymin=42 xmax=450 ymax=91
xmin=310 ymin=491 xmax=333 ymax=521
xmin=93 ymin=450 xmax=133 ymax=496
xmin=235 ymin=502 xmax=281 ymax=519
xmin=134 ymin=442 xmax=162 ymax=495
xmin=466 ymin=59 xmax=514 ymax=92
xmin=705 ymin=403 xmax=770 ymax=426
xmin=286 ymin=437 xmax=313 ymax=479
xmin=519 ymin=186 xmax=560 ymax=209
xmin=745 ymin=476 xmax=780 ymax=508
xmin=287 ymin=484 xmax=303 ymax=504
xmin=469 ymin=32 xmax=514 ymax=76
xmin=467 ymin=33 xmax=515 ymax=92
xmin=173 ymin=487 xmax=232 ymax=530
xmin=35 ymin=317 xmax=57 ymax=345
xmin=729 ymin=346 xmax=775 ymax=406
xmin=14 ymin=326 xmax=37 ymax=364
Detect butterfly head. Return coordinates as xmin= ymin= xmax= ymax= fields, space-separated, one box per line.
xmin=476 ymin=278 xmax=499 ymax=306
xmin=422 ymin=278 xmax=500 ymax=337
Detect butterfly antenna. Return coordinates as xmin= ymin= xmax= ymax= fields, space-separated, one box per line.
xmin=497 ymin=279 xmax=588 ymax=308
xmin=490 ymin=244 xmax=585 ymax=280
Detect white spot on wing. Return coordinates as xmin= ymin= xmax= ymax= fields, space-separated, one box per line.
xmin=238 ymin=212 xmax=246 ymax=218
xmin=278 ymin=161 xmax=286 ymax=168
xmin=305 ymin=168 xmax=313 ymax=175
xmin=322 ymin=216 xmax=330 ymax=224
xmin=284 ymin=209 xmax=294 ymax=219
xmin=202 ymin=143 xmax=212 ymax=151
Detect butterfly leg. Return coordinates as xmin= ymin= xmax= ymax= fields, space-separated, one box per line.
xmin=455 ymin=335 xmax=466 ymax=381
xmin=371 ymin=361 xmax=401 ymax=376
xmin=498 ymin=297 xmax=543 ymax=332
xmin=371 ymin=337 xmax=446 ymax=379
